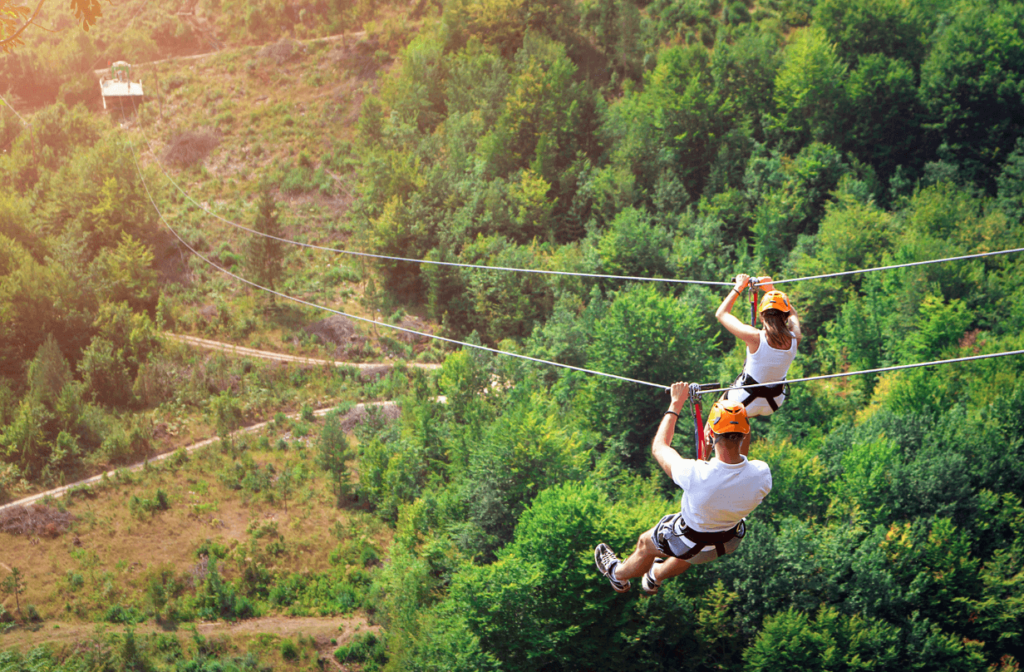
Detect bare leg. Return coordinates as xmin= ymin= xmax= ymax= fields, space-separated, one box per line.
xmin=653 ymin=556 xmax=691 ymax=583
xmin=613 ymin=526 xmax=666 ymax=581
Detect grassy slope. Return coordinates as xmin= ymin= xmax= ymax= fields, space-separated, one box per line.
xmin=1 ymin=409 xmax=391 ymax=658
xmin=3 ymin=9 xmax=426 ymax=656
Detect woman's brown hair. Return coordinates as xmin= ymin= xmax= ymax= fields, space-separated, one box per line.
xmin=762 ymin=309 xmax=792 ymax=350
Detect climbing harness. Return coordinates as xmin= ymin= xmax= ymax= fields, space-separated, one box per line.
xmin=733 ymin=373 xmax=789 ymax=412
xmin=678 ymin=519 xmax=746 ymax=560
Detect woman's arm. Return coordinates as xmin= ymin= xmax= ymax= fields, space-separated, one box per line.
xmin=788 ymin=303 xmax=803 ymax=345
xmin=715 ymin=274 xmax=761 ymax=351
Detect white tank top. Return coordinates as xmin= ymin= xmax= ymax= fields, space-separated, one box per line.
xmin=743 ymin=329 xmax=797 ymax=383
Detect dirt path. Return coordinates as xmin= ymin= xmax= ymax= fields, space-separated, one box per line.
xmin=0 ymin=614 xmax=378 ymax=664
xmin=92 ymin=30 xmax=368 ymax=77
xmin=0 ymin=400 xmax=399 ymax=512
xmin=2 ymin=330 xmax=443 ymax=511
xmin=165 ymin=332 xmax=439 ymax=371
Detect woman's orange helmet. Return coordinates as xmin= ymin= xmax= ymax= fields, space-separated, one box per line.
xmin=758 ymin=290 xmax=792 ymax=315
xmin=707 ymin=400 xmax=750 ymax=435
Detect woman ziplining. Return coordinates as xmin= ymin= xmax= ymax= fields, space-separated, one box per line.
xmin=706 ymin=273 xmax=801 ymax=454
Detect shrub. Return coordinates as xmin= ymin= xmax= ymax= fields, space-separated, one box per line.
xmin=129 ymin=489 xmax=170 ymax=518
xmin=280 ymin=638 xmax=299 ymax=661
xmin=335 ymin=632 xmax=383 ymax=665
xmin=210 ymin=392 xmax=243 ymax=438
xmin=24 ymin=604 xmax=41 ymax=623
xmin=104 ymin=604 xmax=143 ymax=624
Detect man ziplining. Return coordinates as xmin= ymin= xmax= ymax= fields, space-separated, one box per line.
xmin=594 ymin=382 xmax=772 ymax=595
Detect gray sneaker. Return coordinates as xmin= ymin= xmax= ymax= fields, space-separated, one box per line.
xmin=641 ymin=570 xmax=660 ymax=595
xmin=594 ymin=543 xmax=629 ymax=593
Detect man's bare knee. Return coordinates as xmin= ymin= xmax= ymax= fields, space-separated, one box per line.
xmin=636 ymin=531 xmax=664 ymax=557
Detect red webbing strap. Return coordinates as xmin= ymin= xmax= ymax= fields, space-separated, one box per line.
xmin=750 ymin=283 xmax=758 ymax=326
xmin=690 ymin=384 xmax=706 ymax=461
xmin=693 ymin=399 xmax=706 ymax=460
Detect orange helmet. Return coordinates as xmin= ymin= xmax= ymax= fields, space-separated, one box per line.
xmin=707 ymin=400 xmax=750 ymax=435
xmin=758 ymin=290 xmax=792 ymax=315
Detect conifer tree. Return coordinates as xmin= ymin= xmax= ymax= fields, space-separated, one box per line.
xmin=247 ymin=184 xmax=284 ymax=291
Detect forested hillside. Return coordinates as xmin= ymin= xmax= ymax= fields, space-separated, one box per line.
xmin=3 ymin=0 xmax=1024 ymax=669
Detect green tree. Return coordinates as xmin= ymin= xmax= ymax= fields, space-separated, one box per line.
xmin=464 ymin=237 xmax=554 ymax=343
xmin=27 ymin=334 xmax=72 ymax=411
xmin=446 ymin=481 xmax=664 ymax=670
xmin=767 ymin=27 xmax=848 ymax=152
xmin=842 ymin=53 xmax=923 ymax=183
xmin=750 ymin=142 xmax=851 ymax=270
xmin=585 ymin=284 xmax=715 ymax=464
xmin=592 ymin=207 xmax=673 ymax=283
xmin=246 ymin=185 xmax=284 ymax=290
xmin=0 ymin=566 xmax=25 ymax=621
xmin=814 ymin=0 xmax=926 ymax=65
xmin=461 ymin=389 xmax=593 ymax=554
xmin=317 ymin=411 xmax=353 ymax=507
xmin=996 ymin=137 xmax=1024 ymax=223
xmin=277 ymin=463 xmax=294 ymax=513
xmin=90 ymin=233 xmax=158 ymax=312
xmin=604 ymin=43 xmax=733 ymax=205
xmin=744 ymin=606 xmax=901 ymax=671
xmin=919 ymin=1 xmax=1024 ymax=190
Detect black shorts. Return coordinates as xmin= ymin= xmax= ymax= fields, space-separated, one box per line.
xmin=650 ymin=513 xmax=744 ymax=565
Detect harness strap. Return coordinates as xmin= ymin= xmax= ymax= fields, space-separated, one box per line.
xmin=736 ymin=373 xmax=786 ymax=410
xmin=677 ymin=520 xmax=746 ymax=560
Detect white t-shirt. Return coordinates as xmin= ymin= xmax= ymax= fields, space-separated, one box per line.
xmin=671 ymin=456 xmax=772 ymax=533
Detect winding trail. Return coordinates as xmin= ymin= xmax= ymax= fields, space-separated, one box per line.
xmin=0 ymin=614 xmax=377 ymax=666
xmin=91 ymin=30 xmax=369 ymax=77
xmin=0 ymin=401 xmax=394 ymax=513
xmin=164 ymin=332 xmax=440 ymax=371
xmin=1 ymin=333 xmax=440 ymax=512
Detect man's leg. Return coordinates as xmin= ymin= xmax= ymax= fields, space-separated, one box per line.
xmin=652 ymin=556 xmax=690 ymax=583
xmin=612 ymin=525 xmax=665 ymax=581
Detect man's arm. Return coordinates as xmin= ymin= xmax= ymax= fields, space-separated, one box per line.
xmin=652 ymin=382 xmax=690 ymax=479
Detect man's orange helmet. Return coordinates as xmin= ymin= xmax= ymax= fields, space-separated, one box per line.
xmin=707 ymin=400 xmax=750 ymax=435
xmin=758 ymin=290 xmax=792 ymax=315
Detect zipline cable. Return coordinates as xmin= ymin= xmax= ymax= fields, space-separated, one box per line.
xmin=698 ymin=349 xmax=1024 ymax=396
xmin=117 ymin=104 xmax=669 ymax=390
xmin=770 ymin=249 xmax=1024 ymax=286
xmin=126 ymin=113 xmax=730 ymax=286
xmin=128 ymin=100 xmax=1024 ymax=290
xmin=0 ymin=93 xmax=28 ymax=126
